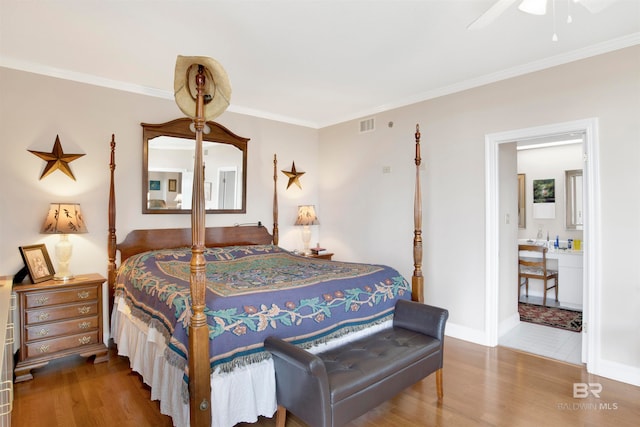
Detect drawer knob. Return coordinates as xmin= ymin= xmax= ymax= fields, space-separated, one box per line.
xmin=37 ymin=328 xmax=50 ymax=336
xmin=78 ymin=321 xmax=91 ymax=330
xmin=38 ymin=344 xmax=50 ymax=353
xmin=78 ymin=306 xmax=91 ymax=315
xmin=78 ymin=336 xmax=92 ymax=345
xmin=35 ymin=296 xmax=49 ymax=305
xmin=37 ymin=312 xmax=50 ymax=321
xmin=77 ymin=291 xmax=90 ymax=299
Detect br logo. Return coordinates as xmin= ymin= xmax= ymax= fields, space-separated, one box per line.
xmin=573 ymin=383 xmax=602 ymax=398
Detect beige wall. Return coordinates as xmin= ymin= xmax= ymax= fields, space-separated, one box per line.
xmin=319 ymin=45 xmax=640 ymax=382
xmin=0 ymin=68 xmax=320 ymax=279
xmin=1 ymin=45 xmax=638 ymax=385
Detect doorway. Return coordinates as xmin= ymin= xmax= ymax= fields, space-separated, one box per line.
xmin=217 ymin=169 xmax=237 ymax=209
xmin=484 ymin=118 xmax=601 ymax=370
xmin=501 ymin=136 xmax=584 ymax=363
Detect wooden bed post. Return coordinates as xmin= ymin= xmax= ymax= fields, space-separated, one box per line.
xmin=412 ymin=124 xmax=424 ymax=303
xmin=107 ymin=134 xmax=117 ymax=316
xmin=188 ymin=65 xmax=212 ymax=427
xmin=273 ymin=154 xmax=279 ymax=245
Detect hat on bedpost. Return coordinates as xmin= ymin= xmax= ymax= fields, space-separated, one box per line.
xmin=174 ymin=55 xmax=231 ymax=121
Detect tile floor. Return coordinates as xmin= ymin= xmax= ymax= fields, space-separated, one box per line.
xmin=499 ymin=296 xmax=583 ymax=365
xmin=500 ymin=322 xmax=582 ymax=365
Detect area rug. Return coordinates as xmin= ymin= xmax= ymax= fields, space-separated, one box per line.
xmin=518 ymin=303 xmax=582 ymax=332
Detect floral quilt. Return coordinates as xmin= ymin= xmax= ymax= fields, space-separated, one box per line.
xmin=115 ymin=244 xmax=411 ymax=376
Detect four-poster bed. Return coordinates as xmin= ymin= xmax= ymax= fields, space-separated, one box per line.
xmin=107 ymin=56 xmax=425 ymax=427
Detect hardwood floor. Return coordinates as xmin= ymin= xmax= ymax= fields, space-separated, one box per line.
xmin=12 ymin=338 xmax=639 ymax=427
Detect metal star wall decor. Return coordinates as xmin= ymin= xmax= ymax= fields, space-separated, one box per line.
xmin=281 ymin=161 xmax=305 ymax=189
xmin=29 ymin=135 xmax=85 ymax=180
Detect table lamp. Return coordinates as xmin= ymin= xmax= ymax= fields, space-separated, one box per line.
xmin=294 ymin=205 xmax=319 ymax=255
xmin=41 ymin=203 xmax=88 ymax=280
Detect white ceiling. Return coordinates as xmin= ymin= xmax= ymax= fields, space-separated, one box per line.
xmin=1 ymin=0 xmax=639 ymax=128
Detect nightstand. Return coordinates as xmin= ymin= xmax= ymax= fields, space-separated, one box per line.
xmin=307 ymin=252 xmax=334 ymax=260
xmin=13 ymin=273 xmax=108 ymax=382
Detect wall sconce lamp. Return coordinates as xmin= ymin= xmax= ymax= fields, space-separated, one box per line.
xmin=41 ymin=203 xmax=88 ymax=280
xmin=294 ymin=205 xmax=319 ymax=255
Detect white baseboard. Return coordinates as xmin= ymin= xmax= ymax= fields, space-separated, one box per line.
xmin=591 ymin=358 xmax=640 ymax=387
xmin=445 ymin=322 xmax=492 ymax=346
xmin=498 ymin=313 xmax=521 ymax=337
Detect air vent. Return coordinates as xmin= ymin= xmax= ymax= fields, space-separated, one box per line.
xmin=359 ymin=117 xmax=375 ymax=133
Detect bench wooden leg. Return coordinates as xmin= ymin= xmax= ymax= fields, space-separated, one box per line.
xmin=275 ymin=404 xmax=287 ymax=427
xmin=436 ymin=368 xmax=443 ymax=400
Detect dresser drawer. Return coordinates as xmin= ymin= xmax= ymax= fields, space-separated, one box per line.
xmin=25 ymin=316 xmax=99 ymax=341
xmin=25 ymin=301 xmax=98 ymax=325
xmin=24 ymin=286 xmax=98 ymax=308
xmin=25 ymin=331 xmax=100 ymax=359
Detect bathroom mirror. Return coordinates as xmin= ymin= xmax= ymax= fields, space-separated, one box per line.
xmin=142 ymin=118 xmax=248 ymax=214
xmin=565 ymin=169 xmax=583 ymax=230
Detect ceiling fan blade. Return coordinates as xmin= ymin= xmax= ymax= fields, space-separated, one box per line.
xmin=467 ymin=0 xmax=518 ymax=30
xmin=577 ymin=0 xmax=618 ymax=14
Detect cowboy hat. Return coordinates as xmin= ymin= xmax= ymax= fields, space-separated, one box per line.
xmin=174 ymin=55 xmax=231 ymax=121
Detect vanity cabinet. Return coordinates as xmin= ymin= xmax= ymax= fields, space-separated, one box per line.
xmin=554 ymin=251 xmax=583 ymax=309
xmin=519 ymin=245 xmax=583 ymax=309
xmin=14 ymin=273 xmax=108 ymax=382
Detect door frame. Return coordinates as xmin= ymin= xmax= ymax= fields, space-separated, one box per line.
xmin=485 ymin=118 xmax=600 ymax=369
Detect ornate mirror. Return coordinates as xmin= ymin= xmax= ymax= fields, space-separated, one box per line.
xmin=142 ymin=118 xmax=248 ymax=214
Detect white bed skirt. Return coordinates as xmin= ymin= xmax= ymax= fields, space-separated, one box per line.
xmin=111 ymin=296 xmax=392 ymax=427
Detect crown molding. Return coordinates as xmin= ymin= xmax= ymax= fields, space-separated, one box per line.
xmin=2 ymin=33 xmax=638 ymax=130
xmin=318 ymin=33 xmax=640 ymax=128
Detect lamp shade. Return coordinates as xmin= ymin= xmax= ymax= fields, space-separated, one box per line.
xmin=294 ymin=205 xmax=319 ymax=226
xmin=41 ymin=203 xmax=88 ymax=234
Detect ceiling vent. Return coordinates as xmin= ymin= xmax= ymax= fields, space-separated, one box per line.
xmin=359 ymin=117 xmax=375 ymax=133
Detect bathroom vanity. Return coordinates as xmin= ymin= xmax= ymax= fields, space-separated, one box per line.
xmin=519 ymin=241 xmax=583 ymax=310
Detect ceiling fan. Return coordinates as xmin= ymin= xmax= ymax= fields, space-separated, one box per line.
xmin=467 ymin=0 xmax=619 ymax=30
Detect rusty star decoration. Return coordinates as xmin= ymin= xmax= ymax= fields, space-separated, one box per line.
xmin=29 ymin=135 xmax=85 ymax=180
xmin=281 ymin=161 xmax=305 ymax=189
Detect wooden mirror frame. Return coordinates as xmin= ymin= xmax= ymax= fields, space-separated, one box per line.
xmin=517 ymin=173 xmax=526 ymax=229
xmin=565 ymin=169 xmax=583 ymax=230
xmin=142 ymin=118 xmax=249 ymax=214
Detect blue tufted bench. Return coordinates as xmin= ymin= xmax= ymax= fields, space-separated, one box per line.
xmin=264 ymin=299 xmax=449 ymax=427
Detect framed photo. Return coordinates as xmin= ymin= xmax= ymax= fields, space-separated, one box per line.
xmin=19 ymin=244 xmax=55 ymax=283
xmin=533 ymin=178 xmax=555 ymax=203
xmin=168 ymin=178 xmax=177 ymax=192
xmin=149 ymin=180 xmax=161 ymax=191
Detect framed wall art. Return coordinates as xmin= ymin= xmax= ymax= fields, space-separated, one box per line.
xmin=533 ymin=178 xmax=556 ymax=219
xmin=19 ymin=244 xmax=55 ymax=283
xmin=533 ymin=178 xmax=555 ymax=203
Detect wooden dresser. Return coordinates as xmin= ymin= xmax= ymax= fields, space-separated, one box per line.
xmin=14 ymin=273 xmax=108 ymax=382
